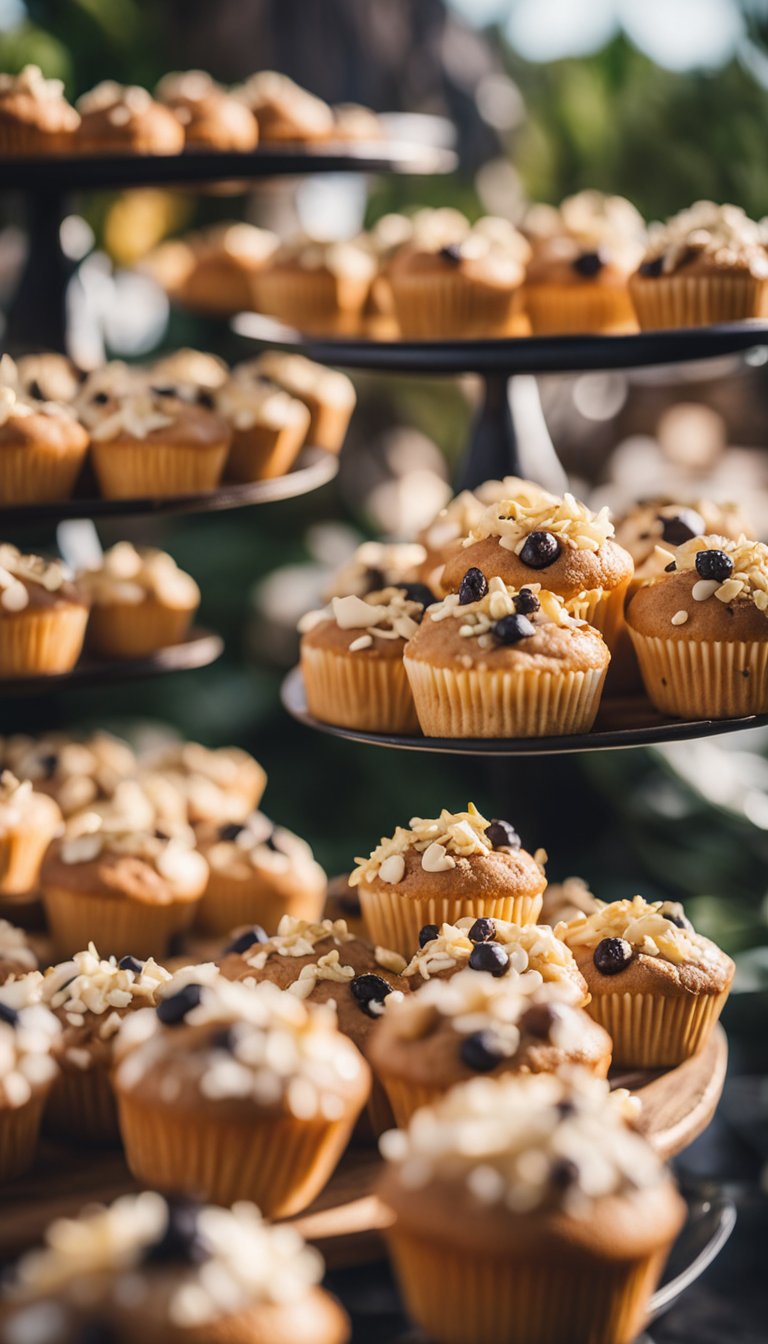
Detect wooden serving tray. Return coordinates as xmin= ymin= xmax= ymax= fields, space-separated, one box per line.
xmin=0 ymin=1027 xmax=727 ymax=1270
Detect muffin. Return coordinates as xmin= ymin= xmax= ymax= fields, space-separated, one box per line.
xmin=0 ymin=372 xmax=88 ymax=504
xmin=557 ymin=895 xmax=734 ymax=1067
xmin=418 ymin=476 xmax=557 ymax=590
xmin=114 ymin=973 xmax=370 ymax=1215
xmin=2 ymin=731 xmax=137 ymax=819
xmin=169 ymin=223 xmax=279 ymax=316
xmin=539 ymin=874 xmax=599 ymax=926
xmin=0 ymin=546 xmax=88 ymax=677
xmin=404 ymin=578 xmax=610 ymax=738
xmin=523 ymin=190 xmax=646 ymax=334
xmin=40 ymin=823 xmax=208 ymax=959
xmin=442 ymin=491 xmax=634 ymax=650
xmin=299 ymin=587 xmax=429 ymax=734
xmin=349 ymin=803 xmax=547 ymax=958
xmin=80 ymin=542 xmax=200 ymax=659
xmin=88 ymin=391 xmax=232 ymax=498
xmin=0 ymin=918 xmax=37 ymax=984
xmin=75 ymin=81 xmax=185 ymax=155
xmin=386 ymin=212 xmax=530 ymax=339
xmin=404 ymin=915 xmax=588 ymax=1003
xmin=235 ymin=72 xmax=333 ymax=143
xmin=626 ymin=533 xmax=768 ymax=718
xmin=0 ymin=976 xmax=60 ymax=1180
xmin=156 ymin=69 xmax=259 ymax=150
xmin=0 ymin=771 xmax=62 ymax=903
xmin=215 ymin=375 xmax=310 ymax=482
xmin=15 ymin=352 xmax=82 ymax=404
xmin=194 ymin=812 xmax=326 ymax=936
xmin=0 ymin=65 xmax=79 ymax=157
xmin=36 ymin=945 xmax=171 ymax=1142
xmin=379 ymin=1070 xmax=686 ymax=1344
xmin=234 ymin=353 xmax=356 ymax=455
xmin=323 ymin=542 xmax=428 ymax=602
xmin=629 ymin=201 xmax=768 ymax=329
xmin=256 ymin=236 xmax=376 ymax=336
xmin=142 ymin=741 xmax=266 ymax=826
xmin=1 ymin=1192 xmax=349 ymax=1344
xmin=150 ymin=347 xmax=229 ymax=394
xmin=369 ymin=969 xmax=611 ymax=1126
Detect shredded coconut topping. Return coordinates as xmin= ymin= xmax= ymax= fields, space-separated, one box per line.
xmin=58 ymin=822 xmax=207 ymax=892
xmin=324 ymin=542 xmax=427 ymax=601
xmin=203 ymin=814 xmax=322 ymax=884
xmin=643 ymin=200 xmax=768 ymax=276
xmin=242 ymin=916 xmax=355 ymax=971
xmin=423 ymin=478 xmax=556 ymax=552
xmin=466 ymin=492 xmax=615 ymax=555
xmin=665 ymin=534 xmax=768 ymax=612
xmin=350 ymin=803 xmax=513 ymax=886
xmin=89 ymin=392 xmax=175 ymax=442
xmin=80 ymin=542 xmax=199 ymax=610
xmin=0 ymin=978 xmax=60 ymax=1108
xmin=40 ymin=944 xmax=170 ymax=1040
xmin=557 ymin=896 xmax=711 ymax=967
xmin=299 ymin=586 xmax=427 ymax=646
xmin=215 ymin=377 xmax=308 ymax=432
xmin=425 ymin=577 xmax=583 ymax=646
xmin=405 ymin=917 xmax=585 ymax=1000
xmin=0 ymin=64 xmax=73 ymax=108
xmin=0 ymin=917 xmax=36 ymax=971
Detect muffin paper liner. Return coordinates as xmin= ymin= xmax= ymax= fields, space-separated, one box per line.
xmin=226 ymin=420 xmax=307 ymax=483
xmin=117 ymin=1095 xmax=359 ymax=1217
xmin=87 ymin=601 xmax=193 ymax=660
xmin=0 ymin=1092 xmax=47 ymax=1181
xmin=302 ymin=644 xmax=420 ymax=733
xmin=255 ymin=269 xmax=371 ymax=335
xmin=195 ymin=867 xmax=324 ymax=938
xmin=629 ymin=272 xmax=768 ymax=330
xmin=0 ymin=124 xmax=69 ymax=156
xmin=389 ymin=271 xmax=525 ymax=340
xmin=626 ymin=631 xmax=768 ymax=718
xmin=525 ymin=282 xmax=638 ymax=336
xmin=42 ymin=883 xmax=200 ymax=961
xmin=584 ymin=985 xmax=731 ymax=1069
xmin=91 ymin=439 xmax=228 ymax=499
xmin=45 ymin=1064 xmax=120 ymax=1145
xmin=567 ymin=581 xmax=629 ymax=653
xmin=403 ymin=658 xmax=606 ymax=739
xmin=0 ymin=605 xmax=88 ymax=676
xmin=378 ymin=1076 xmax=442 ymax=1129
xmin=0 ymin=825 xmax=55 ymax=898
xmin=0 ymin=439 xmax=87 ymax=504
xmin=303 ymin=398 xmax=353 ymax=455
xmin=385 ymin=1226 xmax=669 ymax=1344
xmin=359 ymin=887 xmax=543 ymax=960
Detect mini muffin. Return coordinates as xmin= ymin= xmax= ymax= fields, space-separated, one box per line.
xmin=234 ymin=353 xmax=356 ymax=455
xmin=195 ymin=813 xmax=326 ymax=936
xmin=75 ymin=81 xmax=185 ymax=155
xmin=0 ymin=771 xmax=62 ymax=903
xmin=323 ymin=542 xmax=428 ymax=602
xmin=369 ymin=969 xmax=611 ymax=1126
xmin=169 ymin=222 xmax=279 ymax=316
xmin=37 ymin=945 xmax=170 ymax=1142
xmin=540 ymin=874 xmax=599 ymax=926
xmin=80 ymin=541 xmax=200 ymax=659
xmin=626 ymin=533 xmax=768 ymax=718
xmin=404 ymin=914 xmax=588 ymax=1003
xmin=142 ymin=741 xmax=266 ymax=825
xmin=15 ymin=352 xmax=82 ymax=404
xmin=114 ymin=973 xmax=370 ymax=1215
xmin=387 ymin=213 xmax=531 ymax=339
xmin=89 ymin=391 xmax=232 ymax=498
xmin=150 ymin=347 xmax=229 ymax=394
xmin=442 ymin=491 xmax=634 ymax=650
xmin=0 ymin=918 xmax=37 ymax=984
xmin=405 ymin=578 xmax=609 ymax=738
xmin=557 ymin=895 xmax=734 ymax=1067
xmin=256 ymin=236 xmax=376 ymax=335
xmin=235 ymin=71 xmax=333 ymax=143
xmin=2 ymin=730 xmax=137 ymax=819
xmin=156 ymin=69 xmax=259 ymax=150
xmin=299 ymin=586 xmax=430 ymax=734
xmin=40 ymin=823 xmax=208 ymax=959
xmin=379 ymin=1070 xmax=686 ymax=1344
xmin=0 ymin=545 xmax=88 ymax=677
xmin=0 ymin=375 xmax=88 ymax=505
xmin=0 ymin=976 xmax=60 ymax=1179
xmin=629 ymin=200 xmax=768 ymax=329
xmin=418 ymin=476 xmax=557 ymax=590
xmin=1 ymin=1192 xmax=349 ymax=1344
xmin=0 ymin=65 xmax=79 ymax=157
xmin=350 ymin=804 xmax=547 ymax=958
xmin=523 ymin=190 xmax=646 ymax=334
xmin=215 ymin=375 xmax=310 ymax=482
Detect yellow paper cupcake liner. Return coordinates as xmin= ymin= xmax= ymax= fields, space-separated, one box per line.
xmin=302 ymin=644 xmax=420 ymax=733
xmin=359 ymin=886 xmax=543 ymax=960
xmin=0 ymin=605 xmax=88 ymax=676
xmin=195 ymin=867 xmax=325 ymax=938
xmin=0 ymin=124 xmax=70 ymax=157
xmin=42 ymin=883 xmax=200 ymax=961
xmin=255 ymin=269 xmax=370 ymax=335
xmin=379 ymin=1076 xmax=441 ymax=1129
xmin=303 ymin=397 xmax=353 ymax=455
xmin=525 ymin=282 xmax=638 ymax=336
xmin=117 ymin=1095 xmax=358 ymax=1217
xmin=0 ymin=826 xmax=54 ymax=898
xmin=627 ymin=631 xmax=768 ymax=719
xmin=0 ymin=440 xmax=87 ymax=504
xmin=584 ymin=986 xmax=731 ymax=1069
xmin=386 ymin=1226 xmax=668 ymax=1344
xmin=403 ymin=657 xmax=607 ymax=739
xmin=226 ymin=421 xmax=307 ymax=483
xmin=390 ymin=271 xmax=525 ymax=340
xmin=87 ymin=601 xmax=193 ymax=660
xmin=91 ymin=439 xmax=228 ymax=499
xmin=0 ymin=1093 xmax=47 ymax=1181
xmin=629 ymin=272 xmax=768 ymax=330
xmin=45 ymin=1064 xmax=120 ymax=1145
xmin=567 ymin=581 xmax=630 ymax=653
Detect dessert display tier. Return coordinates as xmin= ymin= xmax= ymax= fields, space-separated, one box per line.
xmin=283 ymin=666 xmax=768 ymax=756
xmin=0 ymin=626 xmax=223 ymax=696
xmin=0 ymin=447 xmax=338 ymax=527
xmin=0 ymin=1027 xmax=728 ymax=1270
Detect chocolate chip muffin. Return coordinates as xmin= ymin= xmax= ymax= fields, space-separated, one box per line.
xmin=404 ymin=914 xmax=588 ymax=1003
xmin=195 ymin=814 xmax=326 ymax=936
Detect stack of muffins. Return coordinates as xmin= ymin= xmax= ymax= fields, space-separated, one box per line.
xmin=0 ymin=794 xmax=733 ymax=1344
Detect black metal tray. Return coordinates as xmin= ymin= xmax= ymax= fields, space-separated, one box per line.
xmin=0 ymin=626 xmax=222 ymax=696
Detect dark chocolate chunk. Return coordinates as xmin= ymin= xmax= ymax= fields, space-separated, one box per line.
xmin=519 ymin=530 xmax=561 ymax=569
xmin=418 ymin=923 xmax=439 ymax=948
xmin=118 ymin=955 xmax=144 ymax=974
xmin=350 ymin=973 xmax=395 ymax=1018
xmin=460 ymin=1029 xmax=505 ymax=1072
xmin=492 ymin=613 xmax=535 ymax=644
xmin=156 ymin=983 xmax=203 ymax=1026
xmin=224 ymin=926 xmax=268 ymax=955
xmin=485 ymin=819 xmax=521 ymax=851
xmin=694 ymin=549 xmax=733 ymax=582
xmin=657 ymin=508 xmax=704 ymax=547
xmin=514 ymin=587 xmax=540 ymax=615
xmin=468 ymin=941 xmax=509 ymax=976
xmin=142 ymin=1197 xmax=209 ymax=1267
xmin=458 ymin=567 xmax=488 ymax=605
xmin=593 ymin=937 xmax=633 ymax=976
xmin=468 ymin=917 xmax=496 ymax=943
xmin=572 ymin=250 xmax=604 ymax=277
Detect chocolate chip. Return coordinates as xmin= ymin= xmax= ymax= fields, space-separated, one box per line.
xmin=468 ymin=917 xmax=496 ymax=943
xmin=550 ymin=1156 xmax=579 ymax=1189
xmin=91 ymin=391 xmax=109 ymax=405
xmin=468 ymin=941 xmax=509 ymax=976
xmin=224 ymin=925 xmax=268 ymax=955
xmin=197 ymin=389 xmax=215 ymax=409
xmin=521 ymin=1002 xmax=557 ymax=1039
xmin=439 ymin=243 xmax=463 ymax=264
xmin=695 ymin=549 xmax=733 ymax=582
xmin=218 ymin=822 xmax=247 ymax=842
xmin=664 ymin=561 xmax=677 ymax=572
xmin=519 ymin=530 xmax=561 ymax=569
xmin=571 ymin=250 xmax=604 ymax=277
xmin=658 ymin=508 xmax=704 ymax=547
xmin=0 ymin=1002 xmax=19 ymax=1027
xmin=514 ymin=587 xmax=540 ymax=615
xmin=593 ymin=937 xmax=633 ymax=976
xmin=659 ymin=901 xmax=693 ymax=932
xmin=118 ymin=955 xmax=143 ymax=974
xmin=557 ymin=1098 xmax=576 ymax=1118
xmin=210 ymin=1025 xmax=237 ymax=1053
xmin=401 ymin=582 xmax=436 ymax=609
xmin=485 ymin=819 xmax=521 ymax=851
xmin=418 ymin=923 xmax=439 ymax=948
xmin=27 ymin=378 xmax=44 ymax=401
xmin=142 ymin=1197 xmax=209 ymax=1267
xmin=350 ymin=973 xmax=395 ymax=1018
xmin=460 ymin=1029 xmax=505 ymax=1072
xmin=458 ymin=567 xmax=488 ymax=605
xmin=492 ymin=613 xmax=535 ymax=644
xmin=156 ymin=983 xmax=203 ymax=1025
xmin=639 ymin=256 xmax=664 ymax=277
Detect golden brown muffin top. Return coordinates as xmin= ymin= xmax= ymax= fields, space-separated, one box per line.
xmin=75 ymin=81 xmax=184 ymax=154
xmin=420 ymin=477 xmax=556 ymax=556
xmin=0 ymin=975 xmax=60 ymax=1107
xmin=80 ymin=542 xmax=199 ymax=610
xmin=15 ymin=353 xmax=82 ymax=404
xmin=614 ymin=497 xmax=754 ymax=577
xmin=523 ymin=190 xmax=646 ymax=284
xmin=389 ymin=213 xmax=530 ymax=287
xmin=197 ymin=812 xmax=325 ymax=892
xmin=42 ymin=822 xmax=208 ymax=906
xmin=241 ymin=350 xmax=356 ymax=409
xmin=1 ymin=730 xmax=137 ymax=817
xmin=270 ymin=234 xmax=376 ymax=282
xmin=142 ymin=741 xmax=266 ymax=826
xmin=215 ymin=375 xmax=310 ymax=433
xmin=234 ymin=71 xmax=334 ymax=142
xmin=627 ymin=533 xmax=768 ymax=641
xmin=635 ymin=200 xmax=768 ymax=279
xmin=0 ymin=65 xmax=80 ymax=135
xmin=155 ymin=71 xmax=258 ymax=150
xmin=299 ymin=586 xmax=429 ymax=657
xmin=88 ymin=391 xmax=231 ymax=449
xmin=0 ymin=544 xmax=85 ymax=614
xmin=404 ymin=915 xmax=588 ymax=1003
